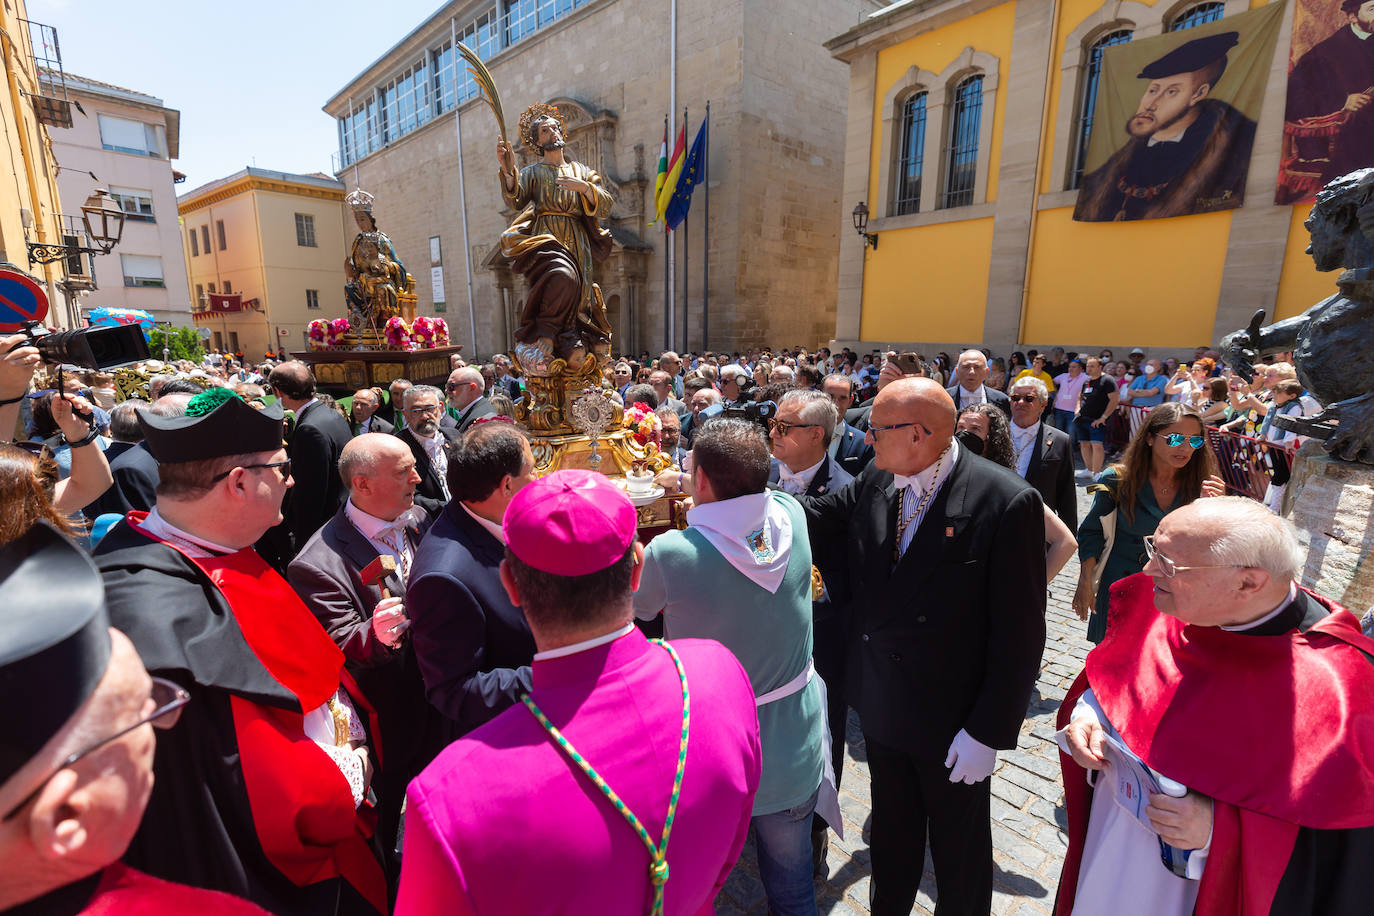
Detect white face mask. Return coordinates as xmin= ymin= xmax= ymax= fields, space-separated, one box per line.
xmin=1143 ymin=365 xmax=1157 ymax=374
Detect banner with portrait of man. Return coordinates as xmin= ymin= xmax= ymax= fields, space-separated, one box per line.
xmin=1073 ymin=2 xmax=1284 ymax=222
xmin=1277 ymin=0 xmax=1374 ymax=203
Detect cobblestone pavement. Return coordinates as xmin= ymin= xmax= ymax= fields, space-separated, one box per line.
xmin=716 ymin=489 xmax=1097 ymax=915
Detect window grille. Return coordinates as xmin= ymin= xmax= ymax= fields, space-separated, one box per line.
xmin=1069 ymin=29 xmax=1133 ymax=190
xmin=893 ymin=92 xmax=927 ymax=216
xmin=941 ymin=76 xmax=983 ymax=209
xmin=1169 ymin=2 xmax=1224 ymax=31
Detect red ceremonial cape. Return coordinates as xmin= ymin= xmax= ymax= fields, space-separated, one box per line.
xmin=1055 ymin=573 xmax=1374 ymax=916
xmin=125 ymin=513 xmax=387 ymax=914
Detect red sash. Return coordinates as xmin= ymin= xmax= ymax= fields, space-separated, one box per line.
xmin=126 ymin=513 xmax=387 ymax=913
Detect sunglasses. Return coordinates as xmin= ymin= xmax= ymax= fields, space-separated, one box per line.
xmin=768 ymin=419 xmax=819 ymax=436
xmin=1162 ymin=433 xmax=1205 ymax=449
xmin=1008 ymin=395 xmax=1038 ymax=403
xmin=2 ymin=677 xmax=190 ymax=821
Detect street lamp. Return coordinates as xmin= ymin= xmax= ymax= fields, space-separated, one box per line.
xmin=79 ymin=189 xmax=126 ymax=254
xmin=851 ymin=202 xmax=878 ymax=250
xmin=26 ymin=188 xmax=126 ymax=266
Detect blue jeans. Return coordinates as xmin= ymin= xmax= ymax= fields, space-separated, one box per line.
xmin=1053 ymin=407 xmax=1075 ymax=435
xmin=753 ymin=786 xmax=820 ymax=916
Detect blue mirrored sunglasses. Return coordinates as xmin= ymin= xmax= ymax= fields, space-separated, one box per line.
xmin=1164 ymin=433 xmax=1205 ymax=449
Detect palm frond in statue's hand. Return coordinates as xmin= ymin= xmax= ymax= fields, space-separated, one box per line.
xmin=456 ymin=41 xmax=507 ymax=143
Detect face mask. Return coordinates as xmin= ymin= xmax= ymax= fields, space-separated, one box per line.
xmin=1143 ymin=365 xmax=1156 ymax=374
xmin=955 ymin=428 xmax=986 ymax=455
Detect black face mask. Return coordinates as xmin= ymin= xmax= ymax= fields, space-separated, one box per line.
xmin=955 ymin=428 xmax=986 ymax=455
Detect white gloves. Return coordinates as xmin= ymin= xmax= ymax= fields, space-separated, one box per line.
xmin=945 ymin=728 xmax=997 ymax=785
xmin=371 ymin=596 xmax=410 ymax=648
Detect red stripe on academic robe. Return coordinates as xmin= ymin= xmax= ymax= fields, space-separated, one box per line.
xmin=126 ymin=513 xmax=387 ymax=913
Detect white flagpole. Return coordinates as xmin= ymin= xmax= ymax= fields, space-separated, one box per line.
xmin=452 ymin=18 xmax=479 ymax=355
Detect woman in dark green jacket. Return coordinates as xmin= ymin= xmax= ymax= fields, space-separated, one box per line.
xmin=1073 ymin=402 xmax=1225 ymax=643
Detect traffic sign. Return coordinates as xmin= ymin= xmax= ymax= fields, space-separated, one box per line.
xmin=0 ymin=267 xmax=48 ymax=333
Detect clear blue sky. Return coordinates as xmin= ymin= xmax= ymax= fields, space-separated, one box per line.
xmin=29 ymin=0 xmax=444 ymax=187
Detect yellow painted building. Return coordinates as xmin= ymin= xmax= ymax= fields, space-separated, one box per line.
xmin=177 ymin=168 xmax=349 ymax=359
xmin=0 ymin=5 xmax=78 ymax=328
xmin=829 ymin=0 xmax=1334 ymax=358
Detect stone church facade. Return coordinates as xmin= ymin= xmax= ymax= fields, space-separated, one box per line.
xmin=324 ymin=0 xmax=883 ymax=357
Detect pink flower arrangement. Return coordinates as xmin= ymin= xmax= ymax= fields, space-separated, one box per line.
xmin=384 ymin=316 xmax=413 ymax=349
xmin=623 ymin=402 xmax=661 ymax=454
xmin=411 ymin=315 xmax=436 ymax=348
xmin=327 ymin=317 xmax=352 ymax=347
xmin=433 ymin=318 xmax=450 ymax=347
xmin=307 ymin=319 xmax=329 ymax=351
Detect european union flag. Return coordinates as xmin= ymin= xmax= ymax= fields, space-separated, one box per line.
xmin=664 ymin=116 xmax=708 ymax=231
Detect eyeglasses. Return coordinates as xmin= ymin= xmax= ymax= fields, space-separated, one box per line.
xmin=867 ymin=421 xmax=932 ymax=437
xmin=768 ymin=419 xmax=819 ymax=436
xmin=1162 ymin=433 xmax=1205 ymax=449
xmin=405 ymin=404 xmax=443 ymax=416
xmin=1008 ymin=395 xmax=1039 ymax=403
xmin=1143 ymin=535 xmax=1246 ymax=579
xmin=210 ymin=459 xmax=292 ymax=483
xmin=2 ymin=677 xmax=191 ymax=821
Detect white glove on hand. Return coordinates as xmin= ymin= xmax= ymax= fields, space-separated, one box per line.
xmin=945 ymin=728 xmax=997 ymax=785
xmin=371 ymin=596 xmax=409 ymax=648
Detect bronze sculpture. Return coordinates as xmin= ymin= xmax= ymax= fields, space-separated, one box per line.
xmin=343 ymin=188 xmax=413 ymax=329
xmin=497 ymin=103 xmax=614 ymax=372
xmin=1221 ymin=168 xmax=1374 ymax=463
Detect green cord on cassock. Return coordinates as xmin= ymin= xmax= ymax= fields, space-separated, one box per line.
xmin=520 ymin=638 xmax=690 ymax=916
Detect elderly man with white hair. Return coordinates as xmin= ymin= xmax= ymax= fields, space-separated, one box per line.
xmin=1055 ymin=497 xmax=1374 ymax=916
xmin=1007 ymin=375 xmax=1077 ymax=527
xmin=946 ymin=349 xmax=1011 ymax=417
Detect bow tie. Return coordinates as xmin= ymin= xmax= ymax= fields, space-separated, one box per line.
xmin=892 ymin=473 xmax=924 ymax=493
xmin=378 ymin=509 xmax=419 ymax=537
xmin=777 ymin=468 xmax=809 ymax=492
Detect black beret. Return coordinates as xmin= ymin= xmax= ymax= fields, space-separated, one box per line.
xmin=0 ymin=523 xmax=111 ymax=786
xmin=137 ymin=389 xmax=285 ymax=463
xmin=1137 ymin=31 xmax=1239 ymax=80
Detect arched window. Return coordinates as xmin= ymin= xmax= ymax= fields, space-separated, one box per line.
xmin=1069 ymin=29 xmax=1132 ymax=190
xmin=1168 ymin=1 xmax=1224 ymax=31
xmin=893 ymin=92 xmax=927 ymax=216
xmin=942 ymin=75 xmax=983 ymax=209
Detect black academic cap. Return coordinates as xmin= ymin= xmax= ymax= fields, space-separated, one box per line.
xmin=137 ymin=388 xmax=285 ymax=464
xmin=1137 ymin=31 xmax=1239 ymax=81
xmin=0 ymin=523 xmax=111 ymax=786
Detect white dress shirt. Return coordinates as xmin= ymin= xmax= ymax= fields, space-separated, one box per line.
xmin=345 ymin=498 xmax=421 ymax=584
xmin=777 ymin=456 xmax=825 ymax=495
xmin=1010 ymin=421 xmax=1040 ymax=479
xmin=417 ymin=432 xmax=450 ymax=500
xmin=892 ymin=439 xmax=960 ymax=556
xmin=461 ymin=501 xmax=506 ymax=544
xmin=956 ymin=385 xmax=987 ymax=409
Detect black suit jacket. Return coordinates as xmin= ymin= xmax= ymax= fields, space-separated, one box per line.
xmin=846 ymin=402 xmax=872 ymax=433
xmin=352 ymin=414 xmax=394 ymax=436
xmin=453 ymin=395 xmax=498 ymax=435
xmin=769 ymin=455 xmax=854 ymax=615
xmin=830 ymin=420 xmax=874 ymax=477
xmin=1024 ymin=422 xmax=1077 ymax=529
xmin=87 ymin=441 xmax=158 ymax=517
xmin=286 ymin=505 xmax=445 ymax=782
xmin=397 ymin=426 xmax=461 ymax=515
xmin=804 ymin=450 xmax=1046 ymax=757
xmin=282 ymin=401 xmax=352 ymax=553
xmin=406 ymin=501 xmax=535 ymax=735
xmin=947 ymin=384 xmax=1012 ymax=418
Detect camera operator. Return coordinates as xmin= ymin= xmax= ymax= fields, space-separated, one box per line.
xmin=719 ymin=364 xmax=753 ymax=407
